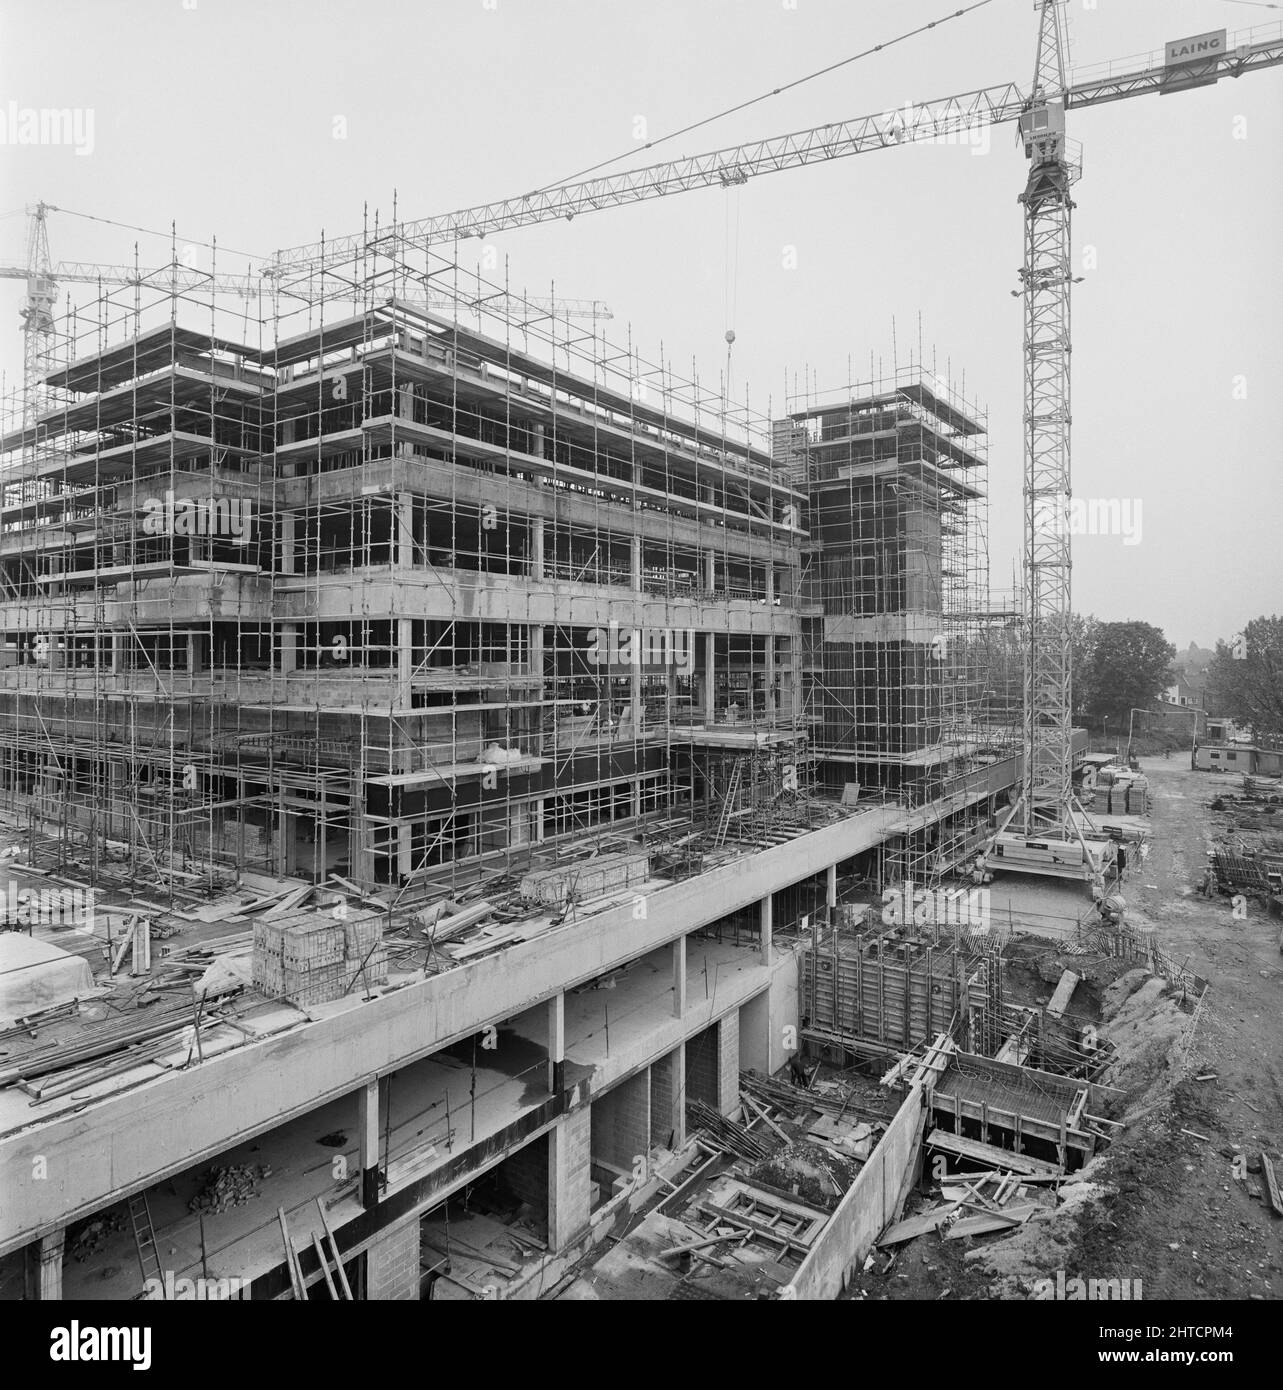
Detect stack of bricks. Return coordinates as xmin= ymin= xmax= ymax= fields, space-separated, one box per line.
xmin=341 ymin=909 xmax=388 ymax=991
xmin=253 ymin=906 xmax=388 ymax=1007
xmin=253 ymin=911 xmax=345 ymax=1006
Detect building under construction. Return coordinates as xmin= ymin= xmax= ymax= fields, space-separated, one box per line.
xmin=0 ymin=238 xmax=1057 ymax=1302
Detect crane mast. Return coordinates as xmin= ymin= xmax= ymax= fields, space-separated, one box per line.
xmin=1016 ymin=1 xmax=1085 ymax=844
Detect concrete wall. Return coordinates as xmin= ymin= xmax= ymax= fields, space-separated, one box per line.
xmin=366 ymin=1217 xmax=420 ymax=1301
xmin=768 ymin=946 xmax=800 ymax=1073
xmin=738 ymin=993 xmax=770 ymax=1074
xmin=786 ymin=1084 xmax=925 ymax=1301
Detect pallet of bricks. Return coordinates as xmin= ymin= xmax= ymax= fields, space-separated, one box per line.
xmin=253 ymin=907 xmax=386 ymax=1007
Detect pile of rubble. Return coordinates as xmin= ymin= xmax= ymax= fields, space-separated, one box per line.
xmin=68 ymin=1210 xmax=126 ymax=1262
xmin=188 ymin=1162 xmax=271 ymax=1215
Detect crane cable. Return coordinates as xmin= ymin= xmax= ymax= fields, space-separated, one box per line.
xmin=528 ymin=0 xmax=997 ymax=197
xmin=724 ymin=189 xmax=741 ymax=377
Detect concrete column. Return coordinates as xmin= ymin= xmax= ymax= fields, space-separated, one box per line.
xmin=359 ymin=1079 xmax=380 ymax=1209
xmin=531 ymin=518 xmax=545 ymax=580
xmin=630 ymin=533 xmax=642 ymax=592
xmin=279 ymin=621 xmax=298 ymax=675
xmin=766 ymin=565 xmax=776 ymax=605
xmin=672 ymin=935 xmax=687 ymax=1018
xmin=547 ymin=991 xmax=565 ymax=1095
xmin=27 ymin=1229 xmax=64 ymax=1300
xmin=397 ymin=617 xmax=413 ymax=707
xmin=531 ymin=421 xmax=546 ymax=458
xmin=548 ymin=1108 xmax=591 ymax=1252
xmin=629 ymin=662 xmax=642 ymax=735
xmin=631 ymin=779 xmax=642 ymax=821
xmin=826 ymin=863 xmax=838 ymax=910
xmin=703 ymin=633 xmax=715 ymax=725
xmin=396 ymin=823 xmax=413 ymax=881
xmin=397 ymin=381 xmax=415 ymax=420
xmin=704 ymin=548 xmax=716 ymax=593
xmin=529 ymin=623 xmax=544 ymax=684
xmin=395 ymin=495 xmax=415 ymax=568
xmin=765 ymin=635 xmax=776 ymax=717
xmin=110 ymin=630 xmax=124 ymax=674
xmin=534 ymin=798 xmax=546 ymax=844
xmin=760 ymin=892 xmax=773 ymax=966
xmin=351 ymin=806 xmax=376 ymax=885
xmin=278 ymin=510 xmax=296 ymax=575
xmin=187 ymin=632 xmax=201 ymax=676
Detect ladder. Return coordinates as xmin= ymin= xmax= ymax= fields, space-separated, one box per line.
xmin=127 ymin=1191 xmax=165 ymax=1297
xmin=713 ymin=757 xmax=745 ymax=847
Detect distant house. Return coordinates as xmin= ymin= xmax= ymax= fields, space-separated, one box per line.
xmin=1161 ymin=674 xmax=1205 ymax=709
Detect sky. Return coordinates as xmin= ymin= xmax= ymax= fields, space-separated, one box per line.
xmin=1 ymin=0 xmax=1279 ymax=650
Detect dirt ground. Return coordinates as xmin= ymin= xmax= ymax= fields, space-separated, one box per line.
xmin=848 ymin=762 xmax=1283 ymax=1301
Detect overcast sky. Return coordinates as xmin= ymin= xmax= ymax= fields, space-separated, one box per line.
xmin=1 ymin=0 xmax=1279 ymax=650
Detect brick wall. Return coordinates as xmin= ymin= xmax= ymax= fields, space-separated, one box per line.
xmin=650 ymin=1044 xmax=684 ymax=1149
xmin=590 ymin=1070 xmax=651 ymax=1177
xmin=717 ymin=1011 xmax=741 ymax=1115
xmin=366 ymin=1217 xmax=420 ymax=1301
xmin=685 ymin=1023 xmax=719 ymax=1109
xmin=500 ymin=1134 xmax=548 ymax=1221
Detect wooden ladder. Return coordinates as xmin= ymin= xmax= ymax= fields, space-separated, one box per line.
xmin=127 ymin=1191 xmax=165 ymax=1297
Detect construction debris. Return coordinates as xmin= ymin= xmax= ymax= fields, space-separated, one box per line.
xmin=188 ymin=1163 xmax=271 ymax=1216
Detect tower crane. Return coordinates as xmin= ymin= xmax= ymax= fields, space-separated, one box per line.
xmin=266 ymin=4 xmax=1281 ymax=888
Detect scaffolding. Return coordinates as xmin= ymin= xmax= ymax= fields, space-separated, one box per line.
xmin=785 ymin=364 xmax=1019 ymax=893
xmin=0 ymin=230 xmax=820 ymax=910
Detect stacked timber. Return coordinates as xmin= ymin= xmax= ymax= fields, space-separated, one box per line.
xmin=686 ymin=1099 xmax=778 ymax=1161
xmin=519 ymin=853 xmax=649 ymax=907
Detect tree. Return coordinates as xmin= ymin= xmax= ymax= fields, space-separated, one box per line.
xmin=1207 ymin=615 xmax=1283 ymax=744
xmin=1082 ymin=621 xmax=1175 ymax=726
xmin=1069 ymin=613 xmax=1100 ymax=719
